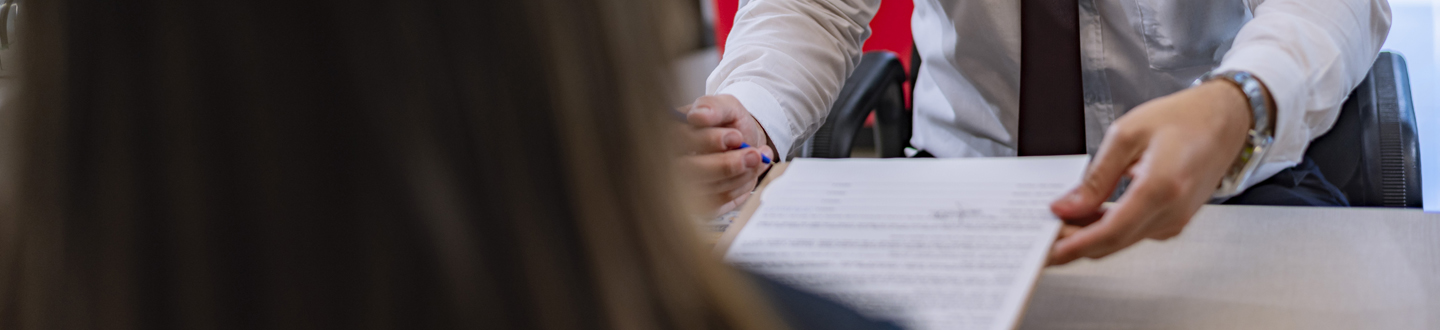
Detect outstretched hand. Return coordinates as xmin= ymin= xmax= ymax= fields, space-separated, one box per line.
xmin=1047 ymin=80 xmax=1259 ymax=265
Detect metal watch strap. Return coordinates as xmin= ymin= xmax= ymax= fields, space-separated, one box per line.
xmin=1204 ymin=71 xmax=1272 ymax=136
xmin=1200 ymin=70 xmax=1275 ymax=197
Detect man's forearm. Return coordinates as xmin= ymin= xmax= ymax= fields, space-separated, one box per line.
xmin=705 ymin=0 xmax=881 ymax=158
xmin=1213 ymin=0 xmax=1390 ymax=190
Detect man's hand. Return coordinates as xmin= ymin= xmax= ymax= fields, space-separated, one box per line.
xmin=687 ymin=95 xmax=772 ymax=152
xmin=674 ymin=95 xmax=774 ymax=214
xmin=1047 ymin=80 xmax=1257 ymax=265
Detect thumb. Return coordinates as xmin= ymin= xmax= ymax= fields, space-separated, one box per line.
xmin=1052 ymin=126 xmax=1145 ymax=221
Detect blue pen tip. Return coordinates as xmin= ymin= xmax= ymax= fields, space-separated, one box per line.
xmin=739 ymin=142 xmax=751 ymax=149
xmin=761 ymin=154 xmax=772 ymax=164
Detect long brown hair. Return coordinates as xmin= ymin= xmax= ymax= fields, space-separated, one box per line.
xmin=0 ymin=0 xmax=781 ymax=329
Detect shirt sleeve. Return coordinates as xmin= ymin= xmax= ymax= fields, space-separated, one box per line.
xmin=706 ymin=0 xmax=882 ymax=159
xmin=1215 ymin=0 xmax=1392 ymax=192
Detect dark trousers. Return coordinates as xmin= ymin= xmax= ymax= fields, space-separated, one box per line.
xmin=1222 ymin=156 xmax=1348 ymax=206
xmin=910 ymin=151 xmax=1349 ymax=207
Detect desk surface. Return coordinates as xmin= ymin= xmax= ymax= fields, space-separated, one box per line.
xmin=1020 ymin=205 xmax=1440 ymax=330
xmin=719 ymin=164 xmax=1440 ymax=329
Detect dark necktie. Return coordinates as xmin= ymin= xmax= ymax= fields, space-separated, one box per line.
xmin=1018 ymin=0 xmax=1087 ymax=156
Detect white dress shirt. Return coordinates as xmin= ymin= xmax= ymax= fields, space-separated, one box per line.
xmin=706 ymin=0 xmax=1391 ymax=192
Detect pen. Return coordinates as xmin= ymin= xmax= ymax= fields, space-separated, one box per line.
xmin=673 ymin=109 xmax=771 ymax=164
xmin=738 ymin=143 xmax=771 ymax=164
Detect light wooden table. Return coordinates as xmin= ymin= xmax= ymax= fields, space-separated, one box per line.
xmin=719 ymin=164 xmax=1440 ymax=329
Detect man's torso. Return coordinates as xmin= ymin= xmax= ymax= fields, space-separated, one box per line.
xmin=910 ymin=0 xmax=1252 ymax=157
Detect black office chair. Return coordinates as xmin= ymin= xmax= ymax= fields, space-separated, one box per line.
xmin=1306 ymin=52 xmax=1421 ymax=207
xmin=798 ymin=51 xmax=912 ymax=159
xmin=800 ymin=51 xmax=1421 ymax=208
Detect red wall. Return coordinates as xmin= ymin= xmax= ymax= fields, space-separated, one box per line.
xmin=714 ymin=0 xmax=914 ymax=71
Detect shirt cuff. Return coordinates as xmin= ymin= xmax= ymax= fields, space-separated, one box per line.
xmin=1215 ymin=44 xmax=1309 ymax=192
xmin=717 ymin=81 xmax=797 ymax=160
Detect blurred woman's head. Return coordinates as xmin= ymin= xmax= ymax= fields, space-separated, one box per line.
xmin=0 ymin=0 xmax=778 ymax=329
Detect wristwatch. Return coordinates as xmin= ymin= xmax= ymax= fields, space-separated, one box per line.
xmin=1197 ymin=70 xmax=1275 ymax=198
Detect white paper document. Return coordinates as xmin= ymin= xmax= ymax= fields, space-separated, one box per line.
xmin=724 ymin=156 xmax=1089 ymax=330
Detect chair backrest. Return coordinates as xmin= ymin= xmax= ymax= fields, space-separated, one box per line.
xmin=1305 ymin=52 xmax=1422 ymax=207
xmin=712 ymin=0 xmax=914 ymax=71
xmin=802 ymin=52 xmax=909 ymax=158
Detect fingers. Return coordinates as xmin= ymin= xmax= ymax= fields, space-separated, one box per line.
xmin=708 ymin=149 xmax=771 ymax=200
xmin=1049 ymin=229 xmax=1147 ymax=266
xmin=679 ymin=145 xmax=772 ymax=184
xmin=1051 ymin=122 xmax=1146 ymax=222
xmin=1046 ymin=122 xmax=1153 ymax=266
xmin=1056 ymin=224 xmax=1083 ymax=241
xmin=1061 ymin=206 xmax=1107 ymax=227
xmin=681 ymin=148 xmax=761 ymax=182
xmin=687 ymin=95 xmax=744 ymax=127
xmin=1047 ymin=173 xmax=1175 ymax=266
xmin=688 ymin=146 xmax=772 ymax=213
xmin=711 ymin=160 xmax=768 ymax=194
xmin=683 ymin=127 xmax=746 ymax=153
